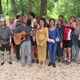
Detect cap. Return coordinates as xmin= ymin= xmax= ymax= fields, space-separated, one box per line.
xmin=0 ymin=17 xmax=5 ymax=22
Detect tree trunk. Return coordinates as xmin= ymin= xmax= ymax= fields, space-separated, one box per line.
xmin=0 ymin=0 xmax=3 ymax=17
xmin=40 ymin=0 xmax=47 ymax=17
xmin=28 ymin=0 xmax=33 ymax=12
xmin=10 ymin=0 xmax=17 ymax=15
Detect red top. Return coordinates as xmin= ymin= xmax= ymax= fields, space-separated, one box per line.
xmin=63 ymin=26 xmax=72 ymax=40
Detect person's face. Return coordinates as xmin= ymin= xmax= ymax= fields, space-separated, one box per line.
xmin=70 ymin=17 xmax=75 ymax=22
xmin=22 ymin=18 xmax=27 ymax=24
xmin=57 ymin=20 xmax=61 ymax=25
xmin=9 ymin=16 xmax=14 ymax=23
xmin=1 ymin=21 xmax=5 ymax=26
xmin=39 ymin=20 xmax=44 ymax=27
xmin=34 ymin=20 xmax=37 ymax=26
xmin=29 ymin=15 xmax=33 ymax=20
xmin=66 ymin=22 xmax=72 ymax=27
xmin=49 ymin=20 xmax=55 ymax=27
xmin=59 ymin=16 xmax=63 ymax=21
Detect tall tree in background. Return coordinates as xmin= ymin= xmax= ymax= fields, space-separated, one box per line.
xmin=0 ymin=0 xmax=3 ymax=17
xmin=10 ymin=0 xmax=17 ymax=15
xmin=29 ymin=0 xmax=33 ymax=12
xmin=40 ymin=0 xmax=47 ymax=17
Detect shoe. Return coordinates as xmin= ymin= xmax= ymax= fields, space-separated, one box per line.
xmin=32 ymin=59 xmax=35 ymax=63
xmin=1 ymin=62 xmax=5 ymax=65
xmin=36 ymin=59 xmax=39 ymax=64
xmin=62 ymin=60 xmax=67 ymax=63
xmin=53 ymin=63 xmax=56 ymax=67
xmin=8 ymin=62 xmax=12 ymax=64
xmin=22 ymin=64 xmax=26 ymax=67
xmin=48 ymin=62 xmax=53 ymax=66
xmin=66 ymin=61 xmax=71 ymax=65
xmin=58 ymin=59 xmax=61 ymax=62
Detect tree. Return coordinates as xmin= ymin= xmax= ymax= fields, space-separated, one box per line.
xmin=0 ymin=0 xmax=3 ymax=17
xmin=40 ymin=0 xmax=47 ymax=17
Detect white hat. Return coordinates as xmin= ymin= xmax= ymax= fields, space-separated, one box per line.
xmin=0 ymin=17 xmax=5 ymax=22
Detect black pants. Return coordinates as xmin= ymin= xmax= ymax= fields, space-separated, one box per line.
xmin=14 ymin=45 xmax=20 ymax=60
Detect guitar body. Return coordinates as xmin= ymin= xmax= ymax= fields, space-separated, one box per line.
xmin=13 ymin=31 xmax=28 ymax=45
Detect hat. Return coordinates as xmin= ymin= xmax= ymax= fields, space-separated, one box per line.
xmin=0 ymin=17 xmax=5 ymax=22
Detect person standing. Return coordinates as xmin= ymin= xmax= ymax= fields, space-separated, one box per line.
xmin=13 ymin=19 xmax=22 ymax=61
xmin=48 ymin=18 xmax=61 ymax=67
xmin=14 ymin=16 xmax=32 ymax=66
xmin=29 ymin=12 xmax=37 ymax=63
xmin=63 ymin=21 xmax=73 ymax=64
xmin=71 ymin=21 xmax=79 ymax=62
xmin=56 ymin=20 xmax=64 ymax=62
xmin=0 ymin=17 xmax=12 ymax=65
xmin=36 ymin=18 xmax=48 ymax=67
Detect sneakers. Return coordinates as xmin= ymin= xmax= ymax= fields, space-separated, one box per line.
xmin=8 ymin=62 xmax=12 ymax=64
xmin=66 ymin=61 xmax=71 ymax=65
xmin=53 ymin=63 xmax=56 ymax=67
xmin=48 ymin=62 xmax=56 ymax=67
xmin=62 ymin=60 xmax=67 ymax=63
xmin=32 ymin=59 xmax=35 ymax=63
xmin=1 ymin=62 xmax=5 ymax=65
xmin=48 ymin=62 xmax=53 ymax=66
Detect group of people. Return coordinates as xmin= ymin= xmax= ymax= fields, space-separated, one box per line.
xmin=0 ymin=12 xmax=80 ymax=68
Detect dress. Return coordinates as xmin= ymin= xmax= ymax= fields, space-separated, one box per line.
xmin=36 ymin=27 xmax=48 ymax=61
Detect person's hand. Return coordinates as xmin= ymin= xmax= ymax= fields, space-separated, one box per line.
xmin=60 ymin=42 xmax=63 ymax=48
xmin=0 ymin=44 xmax=2 ymax=48
xmin=48 ymin=38 xmax=55 ymax=43
xmin=56 ymin=37 xmax=60 ymax=42
xmin=9 ymin=43 xmax=13 ymax=48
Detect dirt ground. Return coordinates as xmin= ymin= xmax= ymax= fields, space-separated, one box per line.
xmin=0 ymin=53 xmax=80 ymax=80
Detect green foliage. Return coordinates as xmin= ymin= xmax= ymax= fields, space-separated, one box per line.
xmin=1 ymin=0 xmax=80 ymax=20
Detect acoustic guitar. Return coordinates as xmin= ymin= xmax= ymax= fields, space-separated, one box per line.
xmin=13 ymin=31 xmax=29 ymax=45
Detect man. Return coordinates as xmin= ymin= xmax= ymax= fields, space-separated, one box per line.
xmin=7 ymin=16 xmax=15 ymax=30
xmin=14 ymin=16 xmax=32 ymax=66
xmin=0 ymin=17 xmax=12 ymax=65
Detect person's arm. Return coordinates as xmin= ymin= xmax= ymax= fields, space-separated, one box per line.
xmin=36 ymin=30 xmax=41 ymax=46
xmin=56 ymin=28 xmax=62 ymax=42
xmin=8 ymin=28 xmax=13 ymax=47
xmin=40 ymin=27 xmax=49 ymax=46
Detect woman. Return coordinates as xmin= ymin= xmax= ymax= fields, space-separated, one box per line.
xmin=71 ymin=20 xmax=79 ymax=62
xmin=63 ymin=21 xmax=73 ymax=65
xmin=36 ymin=18 xmax=48 ymax=66
xmin=56 ymin=20 xmax=64 ymax=62
xmin=76 ymin=18 xmax=80 ymax=63
xmin=48 ymin=18 xmax=61 ymax=67
xmin=31 ymin=20 xmax=40 ymax=63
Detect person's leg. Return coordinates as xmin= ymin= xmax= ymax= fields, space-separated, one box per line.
xmin=26 ymin=41 xmax=32 ymax=65
xmin=52 ymin=43 xmax=57 ymax=67
xmin=6 ymin=45 xmax=12 ymax=64
xmin=20 ymin=42 xmax=26 ymax=66
xmin=78 ymin=48 xmax=80 ymax=63
xmin=0 ymin=46 xmax=5 ymax=65
xmin=72 ymin=45 xmax=76 ymax=60
xmin=67 ymin=47 xmax=71 ymax=62
xmin=48 ymin=44 xmax=53 ymax=66
xmin=64 ymin=48 xmax=67 ymax=60
xmin=75 ymin=45 xmax=79 ymax=61
xmin=15 ymin=45 xmax=20 ymax=60
xmin=32 ymin=45 xmax=35 ymax=62
xmin=63 ymin=40 xmax=67 ymax=61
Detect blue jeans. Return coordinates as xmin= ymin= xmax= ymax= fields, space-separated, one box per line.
xmin=20 ymin=40 xmax=32 ymax=65
xmin=72 ymin=45 xmax=79 ymax=60
xmin=48 ymin=43 xmax=57 ymax=64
